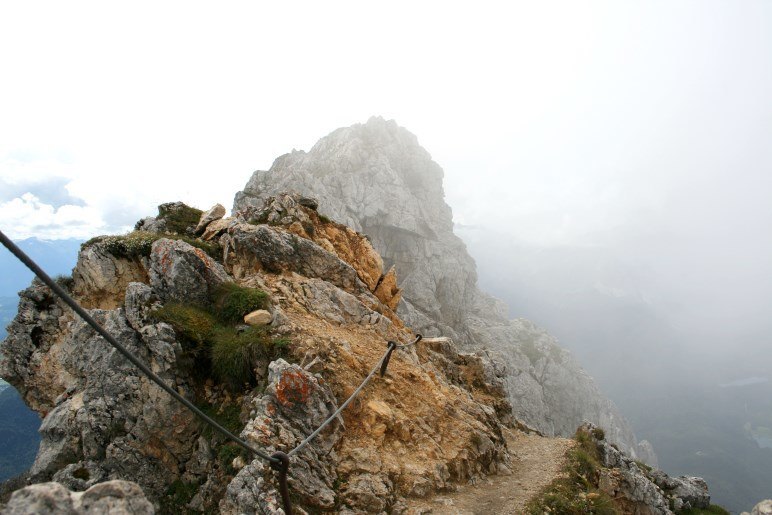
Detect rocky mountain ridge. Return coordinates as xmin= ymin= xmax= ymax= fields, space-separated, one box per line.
xmin=234 ymin=116 xmax=656 ymax=464
xmin=1 ymin=195 xmax=715 ymax=514
xmin=1 ymin=196 xmax=514 ymax=513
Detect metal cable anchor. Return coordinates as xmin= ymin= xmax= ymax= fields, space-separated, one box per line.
xmin=270 ymin=451 xmax=292 ymax=515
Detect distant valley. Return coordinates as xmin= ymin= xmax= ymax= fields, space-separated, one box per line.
xmin=0 ymin=237 xmax=81 ymax=483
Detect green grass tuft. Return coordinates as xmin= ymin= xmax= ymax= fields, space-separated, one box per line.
xmin=210 ymin=326 xmax=279 ymax=388
xmin=213 ymin=283 xmax=269 ymax=324
xmin=157 ymin=203 xmax=203 ymax=234
xmin=160 ymin=479 xmax=199 ymax=514
xmin=154 ymin=304 xmax=216 ymax=348
xmin=197 ymin=402 xmax=243 ymax=438
xmin=152 ymin=283 xmax=290 ymax=391
xmin=82 ymin=231 xmax=222 ymax=261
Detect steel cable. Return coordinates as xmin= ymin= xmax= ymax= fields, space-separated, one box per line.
xmin=0 ymin=230 xmax=280 ymax=465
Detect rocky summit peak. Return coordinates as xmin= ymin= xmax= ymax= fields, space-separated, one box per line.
xmin=234 ymin=118 xmax=658 ymax=465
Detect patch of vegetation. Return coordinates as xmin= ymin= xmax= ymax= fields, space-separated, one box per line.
xmin=53 ymin=274 xmax=74 ymax=291
xmin=676 ymin=506 xmax=730 ymax=515
xmin=634 ymin=460 xmax=653 ymax=473
xmin=159 ymin=479 xmax=200 ymax=515
xmin=318 ymin=214 xmax=331 ymax=224
xmin=209 ymin=326 xmax=289 ymax=389
xmin=212 ymin=283 xmax=268 ymax=324
xmin=82 ymin=231 xmax=222 ymax=261
xmin=217 ymin=444 xmax=244 ymax=474
xmin=153 ymin=283 xmax=289 ymax=391
xmin=526 ymin=428 xmax=620 ymax=515
xmin=591 ymin=427 xmax=606 ymax=441
xmin=154 ymin=303 xmax=217 ymax=375
xmin=197 ymin=402 xmax=243 ymax=438
xmin=210 ymin=326 xmax=269 ymax=389
xmin=158 ymin=203 xmax=203 ymax=234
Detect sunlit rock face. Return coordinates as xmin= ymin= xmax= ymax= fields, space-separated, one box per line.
xmin=234 ymin=116 xmax=657 ymax=464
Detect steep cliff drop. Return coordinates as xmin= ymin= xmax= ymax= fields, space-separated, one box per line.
xmin=233 ymin=116 xmax=656 ymax=464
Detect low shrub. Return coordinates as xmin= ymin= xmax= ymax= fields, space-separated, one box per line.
xmin=197 ymin=402 xmax=243 ymax=437
xmin=210 ymin=326 xmax=276 ymax=388
xmin=154 ymin=304 xmax=216 ymax=350
xmin=82 ymin=231 xmax=222 ymax=261
xmin=217 ymin=444 xmax=244 ymax=474
xmin=152 ymin=284 xmax=290 ymax=391
xmin=160 ymin=479 xmax=199 ymax=514
xmin=157 ymin=203 xmax=203 ymax=234
xmin=213 ymin=283 xmax=268 ymax=324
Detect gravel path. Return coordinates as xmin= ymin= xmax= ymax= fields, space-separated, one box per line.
xmin=407 ymin=430 xmax=574 ymax=514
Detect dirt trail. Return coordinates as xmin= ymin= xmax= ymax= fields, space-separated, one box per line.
xmin=407 ymin=430 xmax=574 ymax=514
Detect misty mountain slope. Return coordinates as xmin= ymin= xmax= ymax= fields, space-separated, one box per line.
xmin=455 ymin=224 xmax=772 ymax=513
xmin=233 ymin=116 xmax=655 ymax=463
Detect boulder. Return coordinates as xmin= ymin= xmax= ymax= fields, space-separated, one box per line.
xmin=243 ymin=309 xmax=272 ymax=326
xmin=149 ymin=238 xmax=231 ymax=305
xmin=224 ymin=223 xmax=367 ymax=295
xmin=750 ymin=500 xmax=772 ymax=515
xmin=2 ymin=480 xmax=154 ymax=514
xmin=201 ymin=217 xmax=232 ymax=241
xmin=373 ymin=265 xmax=401 ymax=311
xmin=195 ymin=204 xmax=226 ymax=234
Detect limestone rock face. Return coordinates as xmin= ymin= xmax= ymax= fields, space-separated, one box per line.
xmin=149 ymin=238 xmax=231 ymax=305
xmin=2 ymin=197 xmax=512 ymax=513
xmin=233 ymin=116 xmax=653 ymax=462
xmin=742 ymin=500 xmax=772 ymax=515
xmin=0 ymin=279 xmax=199 ymax=500
xmin=583 ymin=422 xmax=709 ymax=514
xmin=71 ymin=244 xmax=149 ymax=309
xmin=1 ymin=480 xmax=154 ymax=515
xmin=195 ymin=203 xmax=226 ymax=234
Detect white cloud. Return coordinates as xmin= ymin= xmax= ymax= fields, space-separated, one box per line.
xmin=0 ymin=193 xmax=107 ymax=240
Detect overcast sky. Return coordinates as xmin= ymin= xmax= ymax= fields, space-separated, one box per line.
xmin=2 ymin=1 xmax=771 ymax=339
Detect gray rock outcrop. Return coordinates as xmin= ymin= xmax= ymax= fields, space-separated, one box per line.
xmin=1 ymin=197 xmax=513 ymax=512
xmin=743 ymin=500 xmax=772 ymax=515
xmin=582 ymin=423 xmax=709 ymax=514
xmin=2 ymin=480 xmax=154 ymax=515
xmin=233 ymin=116 xmax=656 ymax=463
